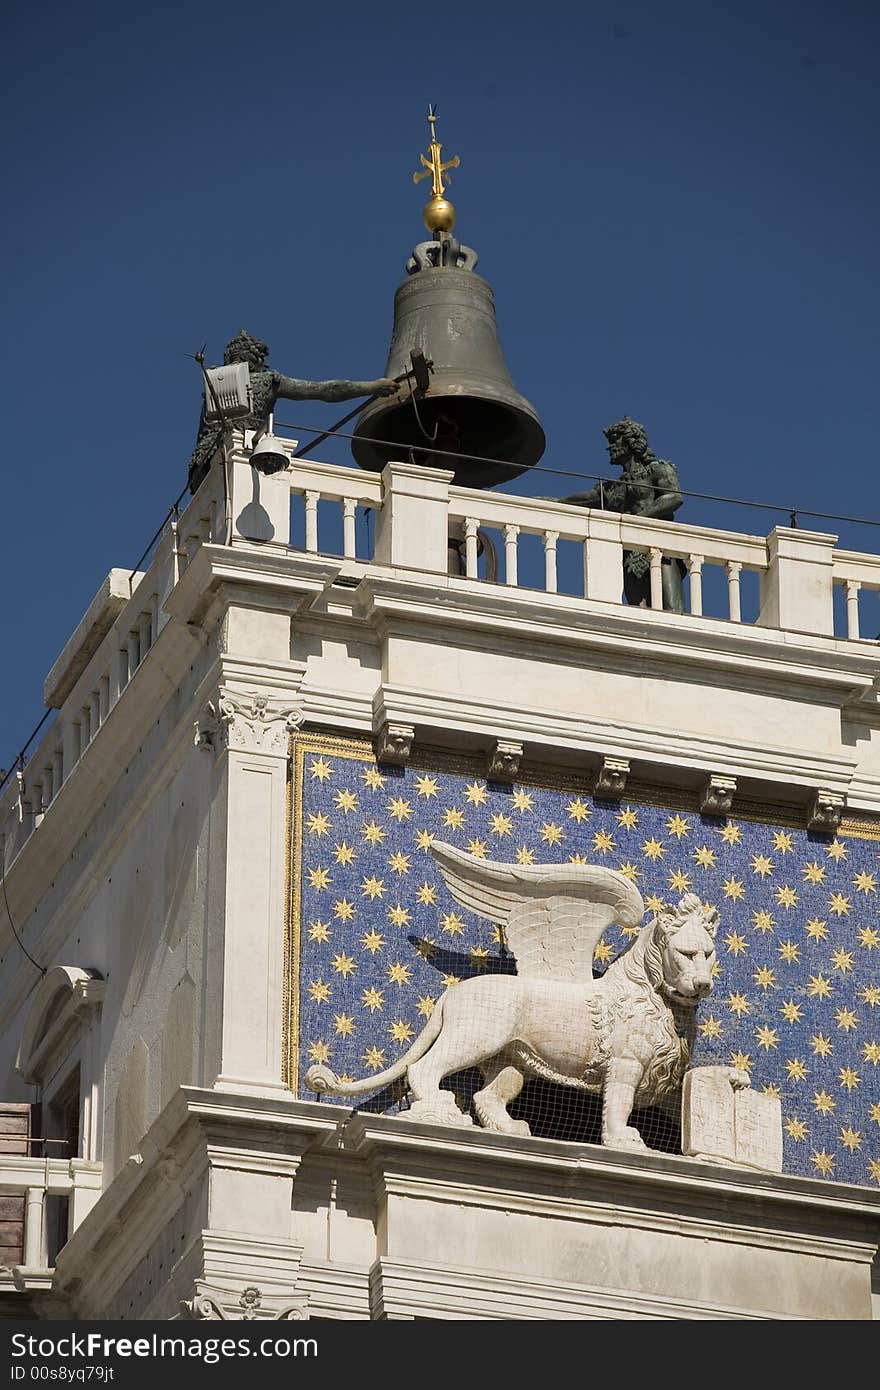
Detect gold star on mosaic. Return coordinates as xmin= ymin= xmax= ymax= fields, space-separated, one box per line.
xmin=490 ymin=812 xmax=513 ymax=837
xmin=812 ymin=1090 xmax=835 ymax=1114
xmin=773 ymin=831 xmax=794 ymax=854
xmin=516 ymin=846 xmax=536 ymax=865
xmin=801 ymin=860 xmax=826 ymax=885
xmin=699 ymin=1016 xmax=723 ymax=1039
xmin=728 ymin=991 xmax=751 ymax=1016
xmin=755 ymin=1025 xmax=779 ymax=1050
xmin=389 ymin=1019 xmax=414 ymax=1045
xmin=566 ymin=797 xmax=592 ymax=822
xmin=362 ymin=1046 xmax=386 ymax=1071
xmin=414 ymin=937 xmax=436 ymax=960
xmin=775 ymin=885 xmax=798 ymax=909
xmin=416 ymin=882 xmax=438 ymax=906
xmin=618 ymin=862 xmax=641 ymax=884
xmin=840 ymin=1126 xmax=863 ymax=1151
xmin=825 ymin=839 xmax=848 ymax=861
xmin=441 ymin=973 xmax=460 ymax=989
xmin=785 ymin=1058 xmax=808 ymax=1082
xmin=805 ymin=917 xmax=829 ymax=941
xmin=594 ymin=940 xmax=614 ymax=963
xmin=471 ymin=946 xmax=491 ymax=969
xmin=308 ymin=979 xmax=331 ymax=1004
xmin=693 ymin=845 xmax=718 ymax=869
xmin=725 ymin=931 xmax=747 ymax=956
xmin=334 ymin=1013 xmax=355 ymax=1037
xmin=807 ymin=973 xmax=832 ymax=999
xmin=331 ymin=952 xmax=356 ymax=977
xmin=440 ymin=911 xmax=465 ymax=936
xmin=751 ymin=854 xmax=774 ymax=879
xmin=308 ymin=919 xmax=332 ymax=943
xmin=540 ymin=821 xmax=564 ymax=845
xmin=754 ymin=965 xmax=777 ymax=991
xmin=729 ymin=1050 xmax=752 ymax=1073
xmin=416 ymin=995 xmax=435 ymax=1018
xmin=828 ymin=892 xmax=850 ymax=917
xmin=853 ymin=869 xmax=877 ymax=893
xmin=387 ymin=797 xmax=413 ymax=823
xmin=362 ymin=766 xmax=385 ymax=790
xmin=361 ymin=986 xmax=384 ymax=1013
xmin=719 ymin=822 xmax=743 ymax=844
xmin=491 ymin=925 xmax=506 ymax=946
xmin=360 ymin=875 xmax=386 ymax=900
xmin=415 ymin=829 xmax=435 ymax=851
xmin=869 ymin=1158 xmax=880 ymax=1185
xmin=645 ymin=896 xmax=667 ymax=915
xmin=831 ymin=947 xmax=855 ymax=974
xmin=360 ymin=928 xmax=385 ymax=955
xmin=387 ymin=961 xmax=413 ymax=986
xmin=785 ymin=1117 xmax=809 ymax=1141
xmin=811 ymin=1149 xmax=835 ymax=1176
xmin=711 ymin=960 xmax=722 ymax=979
xmin=861 ymin=985 xmax=880 ymax=1006
xmin=871 ymin=1103 xmax=880 ymax=1127
xmin=442 ymin=807 xmax=465 ymax=830
xmin=334 ymin=842 xmax=356 ymax=866
xmin=811 ymin=1033 xmax=833 ymax=1058
xmin=307 ymin=1040 xmax=330 ymax=1064
xmin=781 ymin=999 xmax=803 ymax=1023
xmin=307 ymin=812 xmax=331 ymax=837
xmin=835 ymin=1006 xmax=859 ymax=1031
xmin=862 ymin=1041 xmax=880 ymax=1065
xmin=642 ymin=837 xmax=665 ymax=860
xmin=665 ymin=814 xmax=690 ymax=839
xmin=309 ymin=757 xmax=333 ymax=782
xmin=511 ymin=788 xmax=534 ymax=813
xmin=416 ymin=774 xmax=439 ymax=799
xmin=388 ymin=851 xmax=410 ymax=876
xmin=838 ymin=1066 xmax=860 ymax=1091
xmin=362 ymin=820 xmax=386 ymax=846
xmin=858 ymin=926 xmax=880 ymax=950
xmin=722 ymin=877 xmax=745 ymax=901
xmin=463 ymin=781 xmax=487 ymax=806
xmin=778 ymin=939 xmax=799 ymax=962
xmin=617 ymin=806 xmax=639 ymax=829
xmin=753 ymin=910 xmax=775 ymax=934
xmin=591 ymin=830 xmax=614 ymax=855
xmin=387 ymin=903 xmax=411 ymax=929
xmin=334 ymin=788 xmax=359 ymax=813
xmin=668 ymin=869 xmax=691 ymax=893
xmin=308 ymin=866 xmax=331 ymax=891
xmin=467 ymin=837 xmax=488 ymax=858
xmin=762 ymin=1083 xmax=781 ymax=1100
xmin=333 ymin=898 xmax=355 ymax=922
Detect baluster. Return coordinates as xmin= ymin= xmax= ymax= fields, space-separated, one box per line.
xmin=138 ymin=611 xmax=152 ymax=660
xmin=304 ymin=490 xmax=319 ymax=553
xmin=543 ymin=530 xmax=558 ymax=594
xmin=649 ymin=549 xmax=663 ymax=609
xmin=845 ymin=580 xmax=861 ymax=639
xmin=128 ymin=631 xmax=140 ymax=680
xmin=342 ymin=499 xmax=357 ymax=559
xmin=41 ymin=777 xmax=51 ymax=816
xmin=52 ymin=750 xmax=63 ymax=801
xmin=81 ymin=705 xmax=92 ymax=748
xmin=90 ymin=691 xmax=101 ymax=735
xmin=726 ymin=561 xmax=742 ymax=622
xmin=99 ymin=676 xmax=110 ymax=723
xmin=687 ymin=555 xmax=703 ymax=617
xmin=464 ymin=518 xmax=480 ymax=578
xmin=504 ymin=524 xmax=519 ymax=586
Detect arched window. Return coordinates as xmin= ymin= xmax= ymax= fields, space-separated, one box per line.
xmin=16 ymin=966 xmax=105 ymax=1162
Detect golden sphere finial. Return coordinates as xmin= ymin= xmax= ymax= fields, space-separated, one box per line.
xmin=424 ymin=195 xmax=456 ymax=234
xmin=412 ymin=105 xmax=460 ymax=237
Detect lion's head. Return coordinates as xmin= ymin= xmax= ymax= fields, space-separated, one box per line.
xmin=644 ymin=892 xmax=719 ymax=1007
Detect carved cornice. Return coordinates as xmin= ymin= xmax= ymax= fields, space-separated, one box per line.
xmin=180 ymin=1284 xmax=308 ymax=1321
xmin=196 ymin=689 xmax=304 ymax=757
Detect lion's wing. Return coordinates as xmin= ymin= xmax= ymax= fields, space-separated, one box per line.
xmin=431 ymin=840 xmax=645 ymax=983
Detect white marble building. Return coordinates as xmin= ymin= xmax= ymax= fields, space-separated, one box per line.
xmin=0 ymin=430 xmax=879 ymax=1319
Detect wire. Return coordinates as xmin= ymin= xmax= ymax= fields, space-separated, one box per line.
xmin=0 ymin=789 xmax=45 ymax=975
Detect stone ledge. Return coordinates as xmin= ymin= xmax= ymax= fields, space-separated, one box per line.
xmin=44 ymin=569 xmax=140 ymax=709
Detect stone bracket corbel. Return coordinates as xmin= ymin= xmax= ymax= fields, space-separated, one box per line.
xmin=808 ymin=789 xmax=846 ymax=833
xmin=700 ymin=774 xmax=737 ymax=817
xmin=593 ymin=756 xmax=629 ymax=799
xmin=486 ymin=739 xmax=523 ymax=783
xmin=376 ymin=721 xmax=415 ymax=766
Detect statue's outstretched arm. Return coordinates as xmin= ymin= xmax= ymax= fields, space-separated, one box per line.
xmin=273 ymin=373 xmax=397 ymax=404
xmin=559 ymin=485 xmax=603 ymax=508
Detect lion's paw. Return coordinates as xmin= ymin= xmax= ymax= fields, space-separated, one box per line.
xmin=603 ymin=1126 xmax=647 ymax=1151
xmin=728 ymin=1067 xmax=751 ymax=1090
xmin=400 ymin=1098 xmax=474 ymax=1129
xmin=478 ymin=1116 xmax=532 ymax=1138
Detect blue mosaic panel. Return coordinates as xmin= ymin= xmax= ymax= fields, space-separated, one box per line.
xmin=291 ymin=737 xmax=880 ymax=1187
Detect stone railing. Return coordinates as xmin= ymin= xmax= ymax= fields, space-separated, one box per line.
xmin=0 ymin=1156 xmax=102 ymax=1275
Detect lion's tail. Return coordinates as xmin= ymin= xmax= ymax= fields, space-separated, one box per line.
xmin=305 ymin=995 xmax=446 ymax=1098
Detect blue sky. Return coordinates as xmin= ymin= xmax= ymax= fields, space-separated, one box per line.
xmin=2 ymin=1 xmax=879 ymax=764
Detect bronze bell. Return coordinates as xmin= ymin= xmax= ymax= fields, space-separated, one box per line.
xmin=352 ymin=240 xmax=545 ymax=488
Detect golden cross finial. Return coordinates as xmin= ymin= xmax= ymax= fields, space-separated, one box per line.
xmin=413 ymin=104 xmax=460 ymax=200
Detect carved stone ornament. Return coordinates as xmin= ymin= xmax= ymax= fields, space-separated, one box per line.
xmin=180 ymin=1284 xmax=308 ymax=1321
xmin=593 ymin=756 xmax=629 ymax=799
xmin=306 ymin=842 xmax=730 ymax=1153
xmin=700 ymin=773 xmax=737 ymax=817
xmin=808 ymin=789 xmax=846 ymax=833
xmin=195 ymin=690 xmax=304 ymax=755
xmin=486 ymin=739 xmax=523 ymax=783
xmin=376 ymin=721 xmax=415 ymax=766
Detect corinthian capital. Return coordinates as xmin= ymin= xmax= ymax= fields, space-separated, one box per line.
xmin=196 ymin=688 xmax=303 ymax=756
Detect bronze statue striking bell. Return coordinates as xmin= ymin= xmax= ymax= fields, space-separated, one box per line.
xmin=352 ymin=255 xmax=545 ymax=487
